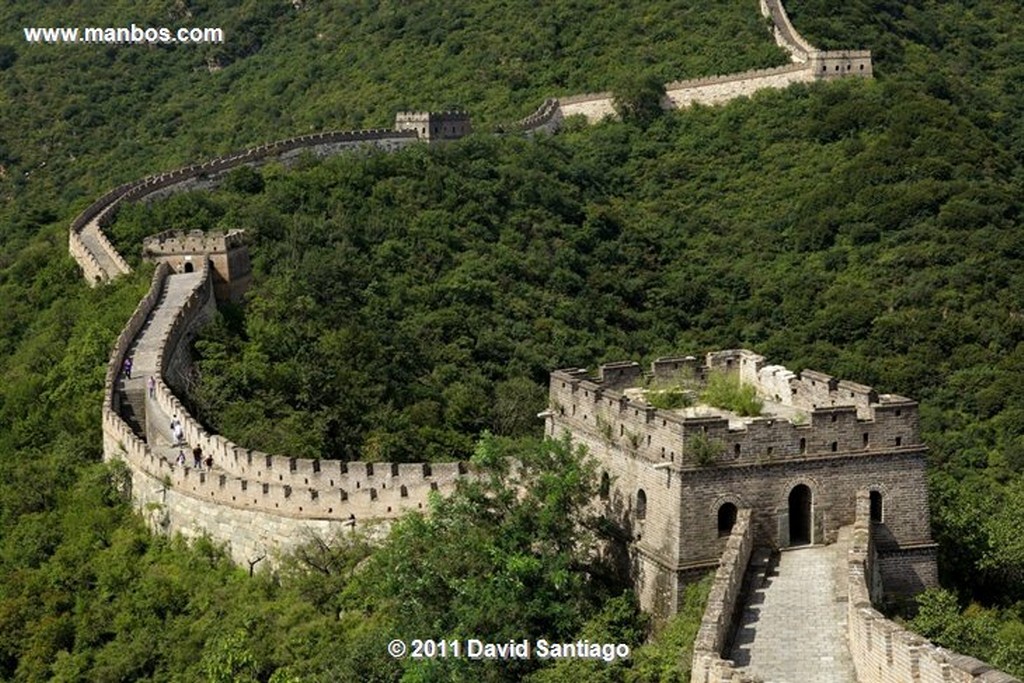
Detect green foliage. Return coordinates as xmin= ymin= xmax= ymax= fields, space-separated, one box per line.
xmin=688 ymin=433 xmax=725 ymax=467
xmin=342 ymin=433 xmax=637 ymax=681
xmin=645 ymin=388 xmax=694 ymax=410
xmin=613 ymin=75 xmax=667 ymax=127
xmin=5 ymin=0 xmax=1024 ymax=675
xmin=700 ymin=373 xmax=763 ymax=417
xmin=625 ymin=575 xmax=713 ymax=683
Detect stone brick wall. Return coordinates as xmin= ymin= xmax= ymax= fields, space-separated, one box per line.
xmin=761 ymin=0 xmax=815 ymax=60
xmin=847 ymin=492 xmax=1020 ymax=683
xmin=663 ymin=63 xmax=815 ymax=109
xmin=546 ymin=352 xmax=936 ymax=617
xmin=518 ymin=0 xmax=872 ymax=133
xmin=142 ymin=229 xmax=252 ymax=304
xmin=68 ymin=230 xmax=106 ymax=284
xmin=97 ymin=257 xmax=471 ymax=566
xmin=690 ymin=509 xmax=759 ymax=683
xmin=556 ymin=92 xmax=617 ymax=123
xmin=514 ymin=98 xmax=563 ymax=134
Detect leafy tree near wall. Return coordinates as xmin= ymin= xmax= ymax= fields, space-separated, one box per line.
xmin=613 ymin=75 xmax=667 ymax=128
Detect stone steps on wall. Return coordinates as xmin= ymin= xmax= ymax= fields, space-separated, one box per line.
xmin=119 ymin=386 xmax=147 ymax=436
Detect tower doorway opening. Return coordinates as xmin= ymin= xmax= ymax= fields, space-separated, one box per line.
xmin=788 ymin=484 xmax=812 ymax=546
xmin=183 ymin=261 xmax=194 ymax=273
xmin=718 ymin=502 xmax=738 ymax=537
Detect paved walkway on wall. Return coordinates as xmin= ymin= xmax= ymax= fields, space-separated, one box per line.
xmin=729 ymin=545 xmax=856 ymax=683
xmin=120 ymin=271 xmax=209 ymax=466
xmin=78 ymin=223 xmax=122 ymax=279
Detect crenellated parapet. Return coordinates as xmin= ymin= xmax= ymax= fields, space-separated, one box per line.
xmin=97 ymin=253 xmax=473 ymax=566
xmin=846 ymin=492 xmax=1021 ymax=683
xmin=545 ymin=350 xmax=935 ymax=621
xmin=547 ymin=351 xmax=919 ymax=472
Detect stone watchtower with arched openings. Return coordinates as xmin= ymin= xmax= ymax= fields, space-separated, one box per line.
xmin=542 ymin=349 xmax=937 ymax=621
xmin=142 ymin=229 xmax=252 ymax=304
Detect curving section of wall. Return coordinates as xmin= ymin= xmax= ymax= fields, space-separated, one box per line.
xmin=69 ymin=129 xmax=419 ymax=285
xmin=513 ymin=98 xmax=563 ymax=135
xmin=690 ymin=509 xmax=757 ymax=683
xmin=516 ymin=0 xmax=873 ymax=133
xmin=98 ymin=255 xmax=470 ymax=565
xmin=761 ymin=0 xmax=816 ymax=61
xmin=846 ymin=492 xmax=1021 ymax=683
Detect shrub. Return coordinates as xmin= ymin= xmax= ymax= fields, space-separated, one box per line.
xmin=701 ymin=372 xmax=763 ymax=417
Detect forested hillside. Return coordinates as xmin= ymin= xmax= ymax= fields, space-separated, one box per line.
xmin=2 ymin=0 xmax=1024 ymax=679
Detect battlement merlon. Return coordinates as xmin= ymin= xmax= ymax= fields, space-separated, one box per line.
xmin=142 ymin=228 xmax=248 ymax=255
xmin=547 ymin=351 xmax=921 ymax=467
xmin=808 ymin=50 xmax=873 ymax=79
xmin=394 ymin=111 xmax=472 ymax=141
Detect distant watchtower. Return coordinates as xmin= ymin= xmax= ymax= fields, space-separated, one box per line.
xmin=142 ymin=229 xmax=252 ymax=304
xmin=394 ymin=111 xmax=472 ymax=141
xmin=544 ymin=349 xmax=937 ymax=621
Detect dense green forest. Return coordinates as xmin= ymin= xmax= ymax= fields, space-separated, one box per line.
xmin=3 ymin=0 xmax=1024 ymax=679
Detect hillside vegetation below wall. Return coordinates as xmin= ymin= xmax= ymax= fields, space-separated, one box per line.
xmin=846 ymin=493 xmax=1021 ymax=683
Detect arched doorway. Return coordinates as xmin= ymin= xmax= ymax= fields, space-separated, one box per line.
xmin=870 ymin=490 xmax=883 ymax=522
xmin=788 ymin=484 xmax=812 ymax=546
xmin=718 ymin=503 xmax=737 ymax=537
xmin=183 ymin=261 xmax=194 ymax=273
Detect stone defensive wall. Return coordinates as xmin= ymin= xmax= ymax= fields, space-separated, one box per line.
xmin=516 ymin=0 xmax=872 ymax=133
xmin=513 ymin=98 xmax=563 ymax=135
xmin=761 ymin=0 xmax=815 ymax=60
xmin=846 ymin=492 xmax=1021 ymax=683
xmin=69 ymin=127 xmax=419 ymax=284
xmin=547 ymin=358 xmax=920 ymax=473
xmin=99 ymin=254 xmax=469 ymax=564
xmin=662 ymin=62 xmax=814 ymax=109
xmin=690 ymin=509 xmax=758 ymax=683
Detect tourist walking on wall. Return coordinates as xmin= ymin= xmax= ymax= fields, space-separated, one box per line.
xmin=193 ymin=445 xmax=203 ymax=470
xmin=122 ymin=356 xmax=132 ymax=379
xmin=147 ymin=375 xmax=156 ymax=398
xmin=171 ymin=415 xmax=184 ymax=446
xmin=176 ymin=450 xmax=186 ymax=467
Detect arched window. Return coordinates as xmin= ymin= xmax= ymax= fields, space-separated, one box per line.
xmin=718 ymin=503 xmax=738 ymax=537
xmin=400 ymin=485 xmax=409 ymax=498
xmin=636 ymin=489 xmax=647 ymax=520
xmin=599 ymin=472 xmax=610 ymax=500
xmin=870 ymin=490 xmax=883 ymax=523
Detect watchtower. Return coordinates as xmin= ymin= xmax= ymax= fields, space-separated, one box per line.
xmin=141 ymin=229 xmax=252 ymax=304
xmin=544 ymin=349 xmax=937 ymax=621
xmin=394 ymin=111 xmax=472 ymax=141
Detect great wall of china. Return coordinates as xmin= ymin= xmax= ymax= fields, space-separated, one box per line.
xmin=66 ymin=1 xmax=1019 ymax=680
